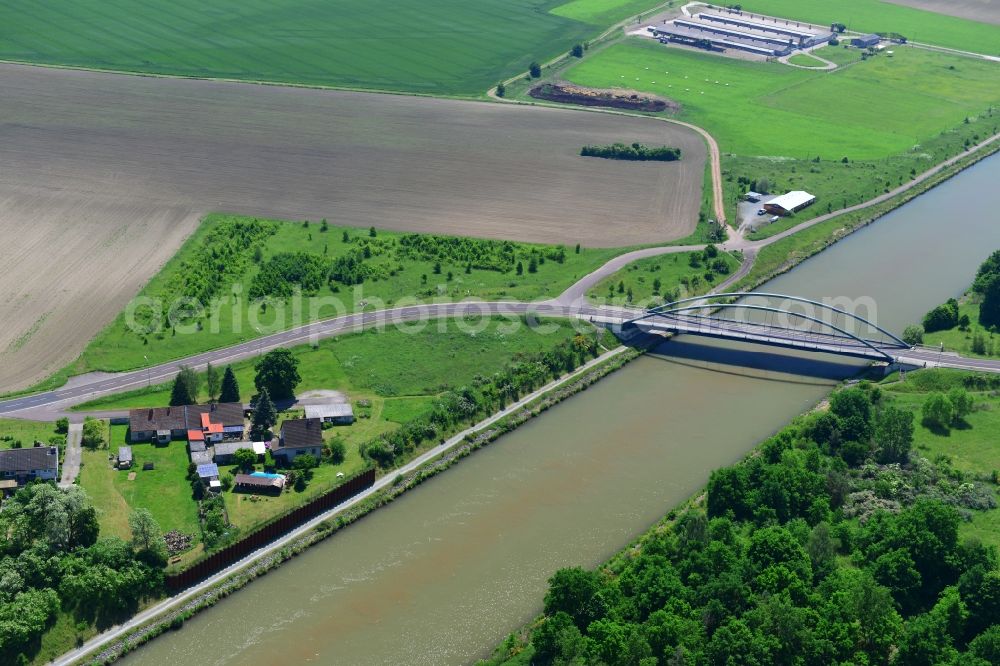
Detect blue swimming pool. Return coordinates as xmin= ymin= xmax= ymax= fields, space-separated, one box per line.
xmin=249 ymin=472 xmax=283 ymax=479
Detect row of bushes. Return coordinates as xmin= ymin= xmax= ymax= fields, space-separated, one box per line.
xmin=580 ymin=142 xmax=681 ymax=162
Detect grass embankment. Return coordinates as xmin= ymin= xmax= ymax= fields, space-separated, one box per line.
xmin=563 ymin=40 xmax=1000 ymax=230
xmin=0 ymin=418 xmax=62 ymax=449
xmin=78 ymin=318 xmax=599 ymax=549
xmin=739 ymin=0 xmax=1000 ymax=55
xmin=66 ymin=215 xmax=629 ymax=375
xmin=734 ymin=138 xmax=1000 ymax=291
xmin=586 ymin=248 xmax=740 ymax=306
xmin=0 ymin=0 xmax=665 ymax=96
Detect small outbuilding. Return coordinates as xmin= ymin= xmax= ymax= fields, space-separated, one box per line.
xmin=304 ymin=403 xmax=355 ymax=425
xmin=196 ymin=463 xmax=219 ymax=483
xmin=852 ymin=33 xmax=880 ymax=48
xmin=117 ymin=446 xmax=133 ymax=470
xmin=213 ymin=440 xmax=257 ymax=465
xmin=744 ymin=191 xmax=764 ymax=203
xmin=763 ymin=190 xmax=816 ymax=216
xmin=234 ymin=473 xmax=285 ymax=495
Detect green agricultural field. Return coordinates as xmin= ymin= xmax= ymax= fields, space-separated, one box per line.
xmin=68 ymin=215 xmax=628 ymax=375
xmin=587 ymin=249 xmax=740 ymax=306
xmin=0 ymin=418 xmax=62 ymax=449
xmin=566 ymin=41 xmax=1000 ymax=158
xmin=0 ymin=0 xmax=660 ymax=96
xmin=739 ymin=0 xmax=1000 ymax=55
xmin=551 ymin=0 xmax=668 ymax=25
xmin=564 ymin=40 xmax=1000 ymax=226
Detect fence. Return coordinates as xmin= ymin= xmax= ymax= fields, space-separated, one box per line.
xmin=165 ymin=467 xmax=376 ymax=590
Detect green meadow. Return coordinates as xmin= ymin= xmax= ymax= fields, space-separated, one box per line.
xmin=566 ymin=41 xmax=1000 ymax=158
xmin=69 ymin=214 xmax=627 ymax=374
xmin=0 ymin=0 xmax=661 ymax=96
xmin=564 ymin=40 xmax=1000 ymax=227
xmin=73 ymin=318 xmax=587 ymax=411
xmin=587 ymin=249 xmax=741 ymax=306
xmin=739 ymin=0 xmax=1000 ymax=56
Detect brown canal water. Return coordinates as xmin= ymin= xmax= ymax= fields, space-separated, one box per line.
xmin=123 ymin=154 xmax=1000 ymax=665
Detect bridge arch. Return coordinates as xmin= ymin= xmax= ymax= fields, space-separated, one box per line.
xmin=624 ymin=292 xmax=910 ymax=361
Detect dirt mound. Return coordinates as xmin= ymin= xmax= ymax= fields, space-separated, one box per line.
xmin=529 ymin=82 xmax=679 ymax=113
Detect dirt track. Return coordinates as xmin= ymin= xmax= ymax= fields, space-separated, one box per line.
xmin=0 ymin=64 xmax=705 ymax=393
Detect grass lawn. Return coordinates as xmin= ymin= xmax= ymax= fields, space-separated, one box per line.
xmin=564 ymin=40 xmax=1000 ymax=227
xmin=68 ymin=215 xmax=630 ymax=375
xmin=739 ymin=0 xmax=1000 ymax=56
xmin=0 ymin=0 xmax=663 ymax=96
xmin=0 ymin=418 xmax=62 ymax=449
xmin=586 ymin=249 xmax=740 ymax=306
xmin=80 ymin=423 xmax=202 ymax=546
xmin=884 ymin=370 xmax=1000 ymax=548
xmin=787 ymin=53 xmax=828 ymax=68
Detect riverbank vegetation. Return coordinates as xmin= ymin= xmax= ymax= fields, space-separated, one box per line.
xmin=580 ymin=143 xmax=681 ymax=161
xmin=561 ymin=40 xmax=1000 ymax=231
xmin=918 ymin=250 xmax=1000 ymax=358
xmin=483 ymin=370 xmax=1000 ymax=664
xmin=65 ymin=215 xmax=629 ymax=375
xmin=587 ymin=247 xmax=740 ymax=307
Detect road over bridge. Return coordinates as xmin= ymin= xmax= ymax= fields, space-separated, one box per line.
xmin=2 ymin=294 xmax=1000 ymax=420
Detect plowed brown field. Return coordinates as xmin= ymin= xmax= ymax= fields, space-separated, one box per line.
xmin=0 ymin=64 xmax=704 ymax=392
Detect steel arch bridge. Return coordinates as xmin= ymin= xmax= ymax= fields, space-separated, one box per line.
xmin=622 ymin=292 xmax=911 ymax=362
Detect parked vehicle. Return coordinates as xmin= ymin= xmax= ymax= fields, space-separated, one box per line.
xmin=756 ymin=209 xmax=766 ymax=216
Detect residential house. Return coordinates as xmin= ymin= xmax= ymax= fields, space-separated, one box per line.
xmin=271 ymin=418 xmax=324 ymax=464
xmin=0 ymin=446 xmax=59 ymax=486
xmin=129 ymin=403 xmax=245 ymax=443
xmin=213 ymin=441 xmax=258 ymax=465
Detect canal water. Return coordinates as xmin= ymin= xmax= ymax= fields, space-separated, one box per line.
xmin=123 ymin=154 xmax=1000 ymax=665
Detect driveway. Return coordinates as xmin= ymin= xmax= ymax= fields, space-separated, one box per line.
xmin=59 ymin=421 xmax=82 ymax=487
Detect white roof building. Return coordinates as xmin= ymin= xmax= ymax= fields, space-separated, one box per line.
xmin=764 ymin=190 xmax=816 ymax=214
xmin=304 ymin=403 xmax=354 ymax=422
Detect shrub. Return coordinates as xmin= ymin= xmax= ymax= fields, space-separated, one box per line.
xmin=902 ymin=324 xmax=924 ymax=346
xmin=580 ymin=142 xmax=681 ymax=162
xmin=922 ymin=299 xmax=959 ymax=332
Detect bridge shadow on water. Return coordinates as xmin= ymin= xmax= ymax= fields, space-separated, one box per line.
xmin=639 ymin=336 xmax=865 ymax=385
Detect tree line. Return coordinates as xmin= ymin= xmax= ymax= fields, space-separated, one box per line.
xmin=484 ymin=381 xmax=1000 ymax=665
xmin=0 ymin=484 xmax=167 ymax=663
xmin=580 ymin=143 xmax=682 ymax=162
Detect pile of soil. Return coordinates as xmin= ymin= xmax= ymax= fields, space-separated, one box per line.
xmin=529 ymin=82 xmax=679 ymax=113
